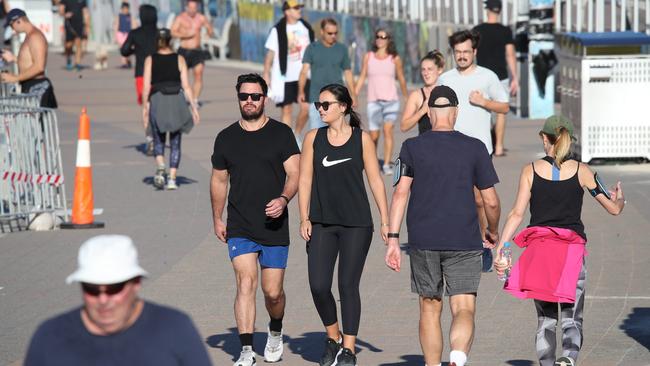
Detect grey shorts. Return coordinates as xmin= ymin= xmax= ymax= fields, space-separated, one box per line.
xmin=409 ymin=248 xmax=482 ymax=298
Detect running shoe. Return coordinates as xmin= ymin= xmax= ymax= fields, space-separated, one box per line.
xmin=165 ymin=178 xmax=178 ymax=190
xmin=66 ymin=61 xmax=74 ymax=71
xmin=318 ymin=337 xmax=342 ymax=366
xmin=382 ymin=164 xmax=393 ymax=175
xmin=234 ymin=346 xmax=256 ymax=366
xmin=263 ymin=327 xmax=283 ymax=362
xmin=75 ymin=64 xmax=82 ymax=72
xmin=153 ymin=166 xmax=166 ymax=189
xmin=145 ymin=141 xmax=154 ymax=156
xmin=555 ymin=356 xmax=575 ymax=366
xmin=335 ymin=347 xmax=357 ymax=366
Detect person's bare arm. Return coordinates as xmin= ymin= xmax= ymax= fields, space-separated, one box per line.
xmin=262 ymin=50 xmax=274 ymax=87
xmin=400 ymin=90 xmax=426 ymax=132
xmin=59 ymin=3 xmax=66 ymax=17
xmin=82 ymin=7 xmax=90 ymax=35
xmin=179 ymin=56 xmax=199 ymax=123
xmin=210 ymin=168 xmax=229 ymax=242
xmin=298 ymin=130 xmax=317 ymax=241
xmin=353 ymin=53 xmax=369 ymax=96
xmin=362 ymin=132 xmax=390 ymax=242
xmin=141 ymin=56 xmax=152 ymax=128
xmin=469 ymin=90 xmax=509 ymax=114
xmin=505 ymin=44 xmax=518 ymax=95
xmin=386 ymin=176 xmax=412 ymax=272
xmin=479 ymin=186 xmax=501 ymax=247
xmin=579 ymin=163 xmax=625 ymax=215
xmin=265 ymin=154 xmax=300 ymax=218
xmin=344 ymin=69 xmax=357 ymax=106
xmin=394 ymin=55 xmax=408 ymax=96
xmin=298 ymin=63 xmax=310 ymax=103
xmin=203 ymin=15 xmax=214 ymax=37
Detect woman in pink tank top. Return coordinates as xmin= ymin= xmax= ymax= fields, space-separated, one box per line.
xmin=355 ymin=28 xmax=408 ymax=175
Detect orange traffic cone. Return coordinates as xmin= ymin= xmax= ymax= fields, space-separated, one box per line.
xmin=61 ymin=108 xmax=105 ymax=229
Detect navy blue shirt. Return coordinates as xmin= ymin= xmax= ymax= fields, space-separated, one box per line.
xmin=24 ymin=301 xmax=212 ymax=366
xmin=399 ymin=130 xmax=499 ymax=251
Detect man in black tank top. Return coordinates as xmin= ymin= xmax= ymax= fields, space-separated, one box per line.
xmin=210 ymin=74 xmax=300 ymax=366
xmin=386 ymin=86 xmax=501 ymax=366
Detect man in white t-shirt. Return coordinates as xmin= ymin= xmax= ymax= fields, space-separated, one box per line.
xmin=438 ymin=29 xmax=509 ymax=273
xmin=263 ymin=0 xmax=314 ymax=135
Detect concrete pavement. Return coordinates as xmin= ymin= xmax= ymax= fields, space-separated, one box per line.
xmin=1 ymin=53 xmax=649 ymax=365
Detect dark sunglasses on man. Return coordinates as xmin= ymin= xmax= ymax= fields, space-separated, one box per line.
xmin=238 ymin=92 xmax=264 ymax=102
xmin=81 ymin=281 xmax=130 ymax=297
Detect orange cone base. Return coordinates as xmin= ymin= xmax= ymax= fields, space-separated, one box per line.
xmin=60 ymin=221 xmax=105 ymax=229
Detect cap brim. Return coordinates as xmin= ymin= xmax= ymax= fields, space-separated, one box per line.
xmin=66 ymin=266 xmax=148 ymax=285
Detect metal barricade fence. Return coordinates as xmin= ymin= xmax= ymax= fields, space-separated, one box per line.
xmin=0 ymin=106 xmax=67 ymax=231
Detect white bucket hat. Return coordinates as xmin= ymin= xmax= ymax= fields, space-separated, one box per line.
xmin=66 ymin=235 xmax=148 ymax=285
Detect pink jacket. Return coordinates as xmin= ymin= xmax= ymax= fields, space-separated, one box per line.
xmin=504 ymin=226 xmax=587 ymax=303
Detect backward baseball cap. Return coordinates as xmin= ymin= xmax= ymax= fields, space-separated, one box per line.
xmin=541 ymin=115 xmax=577 ymax=141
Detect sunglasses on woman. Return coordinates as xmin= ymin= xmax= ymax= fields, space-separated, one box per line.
xmin=82 ymin=281 xmax=129 ymax=297
xmin=314 ymin=101 xmax=341 ymax=111
xmin=376 ymin=34 xmax=389 ymax=40
xmin=237 ymin=93 xmax=264 ymax=102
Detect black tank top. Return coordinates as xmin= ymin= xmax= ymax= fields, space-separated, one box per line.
xmin=417 ymin=88 xmax=432 ymax=135
xmin=310 ymin=127 xmax=373 ymax=227
xmin=151 ymin=53 xmax=181 ymax=85
xmin=528 ymin=158 xmax=586 ymax=239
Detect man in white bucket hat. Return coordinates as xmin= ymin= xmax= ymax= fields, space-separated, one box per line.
xmin=24 ymin=235 xmax=212 ymax=366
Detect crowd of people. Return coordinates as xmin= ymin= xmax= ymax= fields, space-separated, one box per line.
xmin=5 ymin=1 xmax=629 ymax=366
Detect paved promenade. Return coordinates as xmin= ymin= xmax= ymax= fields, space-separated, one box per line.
xmin=1 ymin=53 xmax=649 ymax=366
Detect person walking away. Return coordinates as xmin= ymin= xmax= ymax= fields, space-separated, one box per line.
xmin=210 ymin=73 xmax=300 ymax=366
xmin=493 ymin=115 xmax=625 ymax=366
xmin=386 ymin=86 xmax=501 ymax=366
xmin=114 ymin=1 xmax=136 ymax=69
xmin=299 ymin=84 xmax=390 ymax=366
xmin=59 ymin=0 xmax=89 ymax=71
xmin=400 ymin=50 xmax=444 ymax=135
xmin=89 ymin=0 xmax=113 ymax=70
xmin=120 ymin=4 xmax=158 ymax=155
xmin=1 ymin=9 xmax=57 ymax=108
xmin=171 ymin=0 xmax=213 ymax=106
xmin=439 ymin=30 xmax=509 ymax=272
xmin=298 ymin=18 xmax=356 ymax=131
xmin=23 ymin=235 xmax=212 ymax=366
xmin=141 ymin=28 xmax=200 ymax=191
xmin=263 ymin=0 xmax=314 ymax=137
xmin=354 ymin=28 xmax=408 ymax=175
xmin=472 ymin=0 xmax=519 ymax=156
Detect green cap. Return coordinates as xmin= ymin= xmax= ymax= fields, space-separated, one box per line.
xmin=541 ymin=115 xmax=576 ymax=141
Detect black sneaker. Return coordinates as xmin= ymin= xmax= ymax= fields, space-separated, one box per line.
xmin=318 ymin=338 xmax=341 ymax=366
xmin=335 ymin=348 xmax=357 ymax=366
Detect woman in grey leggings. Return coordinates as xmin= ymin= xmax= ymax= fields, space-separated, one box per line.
xmin=493 ymin=115 xmax=625 ymax=366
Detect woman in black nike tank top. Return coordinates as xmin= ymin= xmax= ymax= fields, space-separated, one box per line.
xmin=298 ymin=84 xmax=389 ymax=366
xmin=400 ymin=50 xmax=444 ymax=134
xmin=493 ymin=116 xmax=625 ymax=366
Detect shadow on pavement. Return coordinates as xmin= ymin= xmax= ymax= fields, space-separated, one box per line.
xmin=123 ymin=143 xmax=149 ymax=156
xmin=378 ymin=354 xmax=426 ymax=365
xmin=207 ymin=328 xmax=382 ymax=363
xmin=505 ymin=360 xmax=535 ymax=366
xmin=620 ymin=307 xmax=650 ymax=351
xmin=141 ymin=176 xmax=198 ymax=188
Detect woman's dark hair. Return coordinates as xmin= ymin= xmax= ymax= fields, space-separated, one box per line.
xmin=157 ymin=28 xmax=172 ymax=50
xmin=420 ymin=49 xmax=445 ymax=69
xmin=448 ymin=29 xmax=480 ymax=49
xmin=319 ymin=84 xmax=361 ymax=128
xmin=235 ymin=73 xmax=268 ymax=96
xmin=120 ymin=1 xmax=129 ymax=9
xmin=372 ymin=28 xmax=398 ymax=57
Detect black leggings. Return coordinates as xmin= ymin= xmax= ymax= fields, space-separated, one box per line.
xmin=307 ymin=223 xmax=373 ymax=336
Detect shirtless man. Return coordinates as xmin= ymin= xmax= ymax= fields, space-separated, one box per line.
xmin=171 ymin=0 xmax=213 ymax=105
xmin=1 ymin=9 xmax=57 ymax=108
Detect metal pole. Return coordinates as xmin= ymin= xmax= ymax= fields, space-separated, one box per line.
xmin=596 ymin=0 xmax=604 ymax=31
xmin=633 ymin=0 xmax=639 ymax=31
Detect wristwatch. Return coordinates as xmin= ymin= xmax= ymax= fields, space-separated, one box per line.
xmin=387 ymin=233 xmax=399 ymax=238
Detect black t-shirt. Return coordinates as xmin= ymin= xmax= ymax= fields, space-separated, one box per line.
xmin=211 ymin=119 xmax=300 ymax=245
xmin=61 ymin=0 xmax=87 ymax=27
xmin=24 ymin=302 xmax=212 ymax=366
xmin=399 ymin=131 xmax=499 ymax=251
xmin=473 ymin=23 xmax=514 ymax=80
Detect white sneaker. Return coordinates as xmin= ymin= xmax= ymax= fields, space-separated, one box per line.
xmin=165 ymin=178 xmax=178 ymax=190
xmin=234 ymin=346 xmax=256 ymax=366
xmin=264 ymin=327 xmax=283 ymax=362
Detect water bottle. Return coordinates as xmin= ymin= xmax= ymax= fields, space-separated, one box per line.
xmin=497 ymin=242 xmax=512 ymax=281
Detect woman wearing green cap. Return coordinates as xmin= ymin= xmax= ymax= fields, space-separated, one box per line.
xmin=493 ymin=115 xmax=625 ymax=366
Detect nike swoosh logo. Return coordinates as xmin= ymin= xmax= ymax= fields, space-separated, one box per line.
xmin=322 ymin=156 xmax=352 ymax=167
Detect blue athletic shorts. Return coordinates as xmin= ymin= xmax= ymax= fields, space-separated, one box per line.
xmin=227 ymin=237 xmax=289 ymax=269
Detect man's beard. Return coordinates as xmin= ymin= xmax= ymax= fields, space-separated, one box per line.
xmin=239 ymin=103 xmax=265 ymax=121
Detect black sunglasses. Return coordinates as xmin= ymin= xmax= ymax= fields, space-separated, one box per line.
xmin=314 ymin=101 xmax=340 ymax=111
xmin=237 ymin=92 xmax=264 ymax=102
xmin=376 ymin=34 xmax=389 ymax=40
xmin=82 ymin=281 xmax=129 ymax=297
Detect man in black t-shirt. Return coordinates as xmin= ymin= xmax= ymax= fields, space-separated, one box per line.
xmin=211 ymin=73 xmax=300 ymax=366
xmin=473 ymin=0 xmax=518 ymax=158
xmin=24 ymin=235 xmax=211 ymax=366
xmin=59 ymin=0 xmax=89 ymax=70
xmin=385 ymin=86 xmax=501 ymax=366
